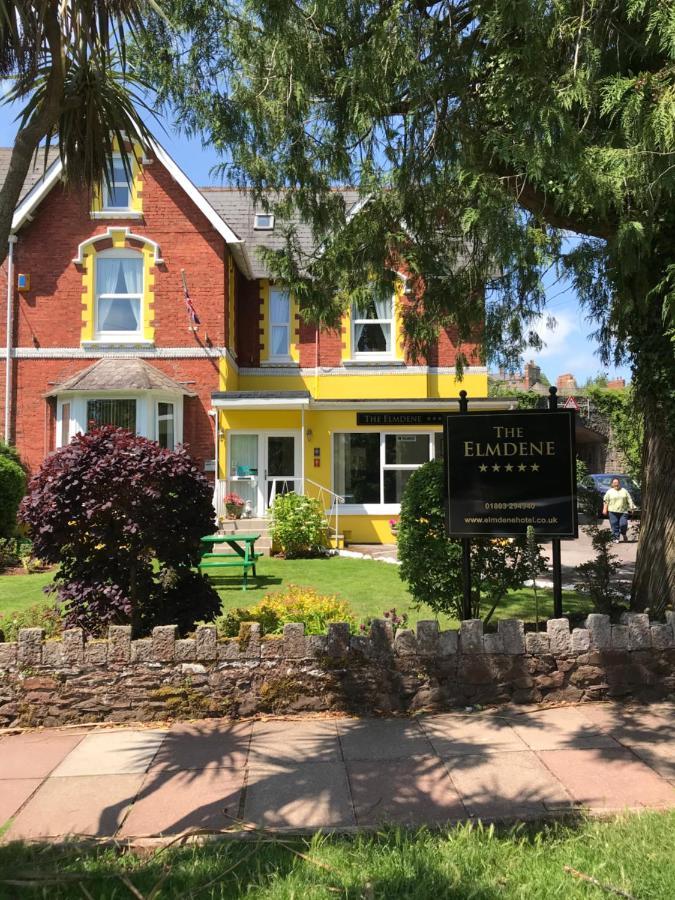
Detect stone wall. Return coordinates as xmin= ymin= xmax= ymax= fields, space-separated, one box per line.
xmin=1 ymin=613 xmax=674 ymax=728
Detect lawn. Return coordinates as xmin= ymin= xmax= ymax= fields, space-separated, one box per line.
xmin=0 ymin=556 xmax=589 ymax=628
xmin=1 ymin=811 xmax=673 ymax=898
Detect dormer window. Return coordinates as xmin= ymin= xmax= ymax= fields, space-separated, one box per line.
xmin=254 ymin=213 xmax=274 ymax=230
xmin=103 ymin=154 xmax=132 ymax=210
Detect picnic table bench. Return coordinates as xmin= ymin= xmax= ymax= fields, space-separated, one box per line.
xmin=198 ymin=533 xmax=262 ymax=590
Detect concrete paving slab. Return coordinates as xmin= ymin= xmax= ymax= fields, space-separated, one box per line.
xmin=337 ymin=718 xmax=433 ymax=760
xmin=119 ymin=767 xmax=245 ymax=837
xmin=348 ymin=757 xmax=465 ymax=825
xmin=150 ymin=721 xmax=252 ymax=772
xmin=51 ymin=730 xmax=166 ymax=777
xmin=0 ymin=779 xmax=43 ymax=825
xmin=0 ymin=732 xmax=84 ymax=778
xmin=249 ymin=720 xmax=341 ymax=764
xmin=445 ymin=750 xmax=574 ymax=819
xmin=509 ymin=707 xmax=620 ymax=751
xmin=244 ymin=762 xmax=354 ymax=827
xmin=539 ymin=748 xmax=675 ymax=810
xmin=4 ymin=774 xmax=144 ymax=840
xmin=580 ymin=705 xmax=675 ymax=743
xmin=420 ymin=713 xmax=529 ymax=756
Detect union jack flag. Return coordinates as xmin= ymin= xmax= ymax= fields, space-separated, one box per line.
xmin=181 ymin=269 xmax=201 ymax=327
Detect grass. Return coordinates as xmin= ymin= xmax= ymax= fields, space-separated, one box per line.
xmin=0 ymin=811 xmax=673 ymax=898
xmin=0 ymin=557 xmax=588 ymax=629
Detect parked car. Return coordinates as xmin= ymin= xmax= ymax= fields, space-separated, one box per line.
xmin=588 ymin=473 xmax=642 ymax=518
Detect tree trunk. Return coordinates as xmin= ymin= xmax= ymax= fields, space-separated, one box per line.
xmin=631 ymin=407 xmax=675 ymax=615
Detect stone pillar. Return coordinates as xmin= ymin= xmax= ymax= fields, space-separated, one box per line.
xmin=17 ymin=628 xmax=44 ymax=666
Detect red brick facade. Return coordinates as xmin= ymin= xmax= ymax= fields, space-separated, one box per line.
xmin=1 ymin=151 xmax=483 ymax=477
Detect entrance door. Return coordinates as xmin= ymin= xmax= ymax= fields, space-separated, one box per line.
xmin=265 ymin=434 xmax=299 ymax=507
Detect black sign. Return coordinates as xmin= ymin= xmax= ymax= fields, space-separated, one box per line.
xmin=444 ymin=410 xmax=577 ymax=538
xmin=356 ymin=412 xmax=446 ymax=426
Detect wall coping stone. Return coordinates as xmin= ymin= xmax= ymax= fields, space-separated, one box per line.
xmin=1 ymin=615 xmax=673 ymax=670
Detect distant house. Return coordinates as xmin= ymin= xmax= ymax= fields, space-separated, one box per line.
xmin=0 ymin=138 xmax=507 ymax=544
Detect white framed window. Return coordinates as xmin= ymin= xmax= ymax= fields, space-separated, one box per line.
xmin=352 ymin=295 xmax=394 ymax=357
xmin=269 ymin=287 xmax=291 ymax=359
xmin=60 ymin=402 xmax=71 ymax=447
xmin=103 ymin=154 xmax=132 ymax=210
xmin=86 ymin=398 xmax=137 ymax=432
xmin=334 ymin=431 xmax=440 ymax=508
xmin=254 ymin=213 xmax=275 ymax=230
xmin=95 ymin=250 xmax=143 ymax=340
xmin=156 ymin=401 xmax=175 ymax=450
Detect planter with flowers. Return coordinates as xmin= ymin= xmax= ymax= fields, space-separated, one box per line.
xmin=389 ymin=517 xmax=399 ymax=538
xmin=223 ymin=492 xmax=245 ymax=519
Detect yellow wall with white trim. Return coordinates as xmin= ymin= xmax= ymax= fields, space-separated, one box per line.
xmin=237 ymin=371 xmax=486 ymax=400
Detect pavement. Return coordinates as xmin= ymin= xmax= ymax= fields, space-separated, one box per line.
xmin=349 ymin=520 xmax=638 ymax=587
xmin=1 ymin=702 xmax=673 ymax=842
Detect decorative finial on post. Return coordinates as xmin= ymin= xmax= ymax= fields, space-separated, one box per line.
xmin=459 ymin=390 xmax=468 ymax=414
xmin=548 ymin=385 xmax=558 ymax=410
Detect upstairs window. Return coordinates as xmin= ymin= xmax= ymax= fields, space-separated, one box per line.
xmin=352 ymin=295 xmax=393 ymax=357
xmin=95 ymin=251 xmax=143 ymax=339
xmin=254 ymin=213 xmax=274 ymax=230
xmin=103 ymin=154 xmax=132 ymax=210
xmin=269 ymin=287 xmax=291 ymax=359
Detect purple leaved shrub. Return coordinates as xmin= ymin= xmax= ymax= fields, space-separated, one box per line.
xmin=20 ymin=427 xmax=219 ymax=637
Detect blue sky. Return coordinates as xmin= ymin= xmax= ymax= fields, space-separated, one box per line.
xmin=0 ymin=104 xmax=632 ymax=386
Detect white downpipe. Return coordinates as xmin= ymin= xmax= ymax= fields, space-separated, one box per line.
xmin=300 ymin=408 xmax=305 ymax=495
xmin=4 ymin=235 xmax=17 ymax=444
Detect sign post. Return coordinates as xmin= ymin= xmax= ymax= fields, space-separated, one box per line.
xmin=444 ymin=391 xmax=577 ymax=617
xmin=548 ymin=387 xmax=564 ymax=617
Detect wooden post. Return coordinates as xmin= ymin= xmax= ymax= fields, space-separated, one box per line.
xmin=548 ymin=387 xmax=563 ymax=618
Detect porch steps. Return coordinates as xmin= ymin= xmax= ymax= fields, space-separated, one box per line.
xmin=216 ymin=518 xmax=345 ymax=554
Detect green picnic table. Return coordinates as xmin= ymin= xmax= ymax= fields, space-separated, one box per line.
xmin=198 ymin=533 xmax=262 ymax=590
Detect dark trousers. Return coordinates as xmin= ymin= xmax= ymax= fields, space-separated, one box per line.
xmin=608 ymin=510 xmax=629 ymax=539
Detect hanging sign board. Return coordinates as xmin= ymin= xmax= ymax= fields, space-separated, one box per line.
xmin=444 ymin=410 xmax=578 ymax=538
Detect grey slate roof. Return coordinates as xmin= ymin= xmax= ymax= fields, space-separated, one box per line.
xmin=0 ymin=147 xmax=59 ymax=204
xmin=46 ymin=358 xmax=197 ymax=397
xmin=202 ymin=188 xmax=361 ymax=279
xmin=0 ymin=144 xmax=362 ymax=279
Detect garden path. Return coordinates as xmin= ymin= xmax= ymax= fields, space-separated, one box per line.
xmin=1 ymin=701 xmax=673 ymax=842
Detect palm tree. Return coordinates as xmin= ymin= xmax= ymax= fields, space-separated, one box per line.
xmin=0 ymin=0 xmax=159 ymax=265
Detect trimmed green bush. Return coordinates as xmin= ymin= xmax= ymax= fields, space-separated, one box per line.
xmin=0 ymin=602 xmax=63 ymax=643
xmin=0 ymin=446 xmax=27 ymax=540
xmin=270 ymin=492 xmax=329 ymax=558
xmin=214 ymin=584 xmax=356 ymax=636
xmin=398 ymin=459 xmax=546 ymax=621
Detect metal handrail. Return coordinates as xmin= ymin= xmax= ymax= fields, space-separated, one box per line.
xmin=303 ymin=478 xmax=345 ymax=548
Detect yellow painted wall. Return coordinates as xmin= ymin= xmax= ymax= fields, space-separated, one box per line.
xmin=80 ymin=228 xmax=156 ymax=343
xmin=238 ymin=371 xmax=486 ymax=400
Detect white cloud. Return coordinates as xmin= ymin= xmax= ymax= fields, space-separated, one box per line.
xmin=532 ymin=311 xmax=579 ymax=359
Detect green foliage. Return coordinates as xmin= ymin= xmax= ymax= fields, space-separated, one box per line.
xmin=487 ymin=384 xmax=543 ymax=408
xmin=585 ymin=386 xmax=643 ymax=478
xmin=398 ymin=460 xmax=547 ymax=621
xmin=215 ymin=584 xmax=356 ymax=636
xmin=575 ymin=527 xmax=629 ymax=616
xmin=0 ymin=451 xmax=26 ymax=540
xmin=136 ymin=0 xmax=675 ymax=609
xmin=0 ymin=602 xmax=63 ymax=643
xmin=270 ymin=492 xmax=329 ymax=558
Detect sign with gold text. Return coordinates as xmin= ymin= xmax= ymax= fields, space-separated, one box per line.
xmin=444 ymin=410 xmax=578 ymax=537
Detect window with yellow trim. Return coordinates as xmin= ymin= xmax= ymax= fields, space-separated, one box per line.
xmin=95 ymin=249 xmax=144 ymax=340
xmin=103 ymin=153 xmax=133 ymax=210
xmin=351 ymin=293 xmax=394 ymax=357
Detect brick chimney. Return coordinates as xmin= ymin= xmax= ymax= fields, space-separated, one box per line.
xmin=556 ymin=373 xmax=577 ymax=392
xmin=523 ymin=360 xmax=541 ymax=390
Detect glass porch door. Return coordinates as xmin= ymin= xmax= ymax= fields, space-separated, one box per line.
xmin=265 ymin=435 xmax=299 ymax=507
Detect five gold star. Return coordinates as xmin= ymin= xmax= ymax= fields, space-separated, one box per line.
xmin=531 ymin=463 xmax=540 ymax=472
xmin=479 ymin=464 xmax=488 ymax=472
xmin=518 ymin=464 xmax=527 ymax=472
xmin=492 ymin=463 xmax=501 ymax=472
xmin=504 ymin=463 xmax=514 ymax=472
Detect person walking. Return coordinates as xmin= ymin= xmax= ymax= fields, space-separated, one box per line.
xmin=603 ymin=478 xmax=637 ymax=543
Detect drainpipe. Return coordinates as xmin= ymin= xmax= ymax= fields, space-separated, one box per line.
xmin=4 ymin=235 xmax=17 ymax=444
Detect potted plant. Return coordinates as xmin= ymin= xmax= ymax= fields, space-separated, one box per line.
xmin=224 ymin=492 xmax=245 ymax=519
xmin=389 ymin=517 xmax=399 ymax=537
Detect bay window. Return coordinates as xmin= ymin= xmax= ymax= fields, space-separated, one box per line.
xmin=95 ymin=251 xmax=143 ymax=340
xmin=156 ymin=401 xmax=175 ymax=450
xmin=86 ymin=399 xmax=137 ymax=432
